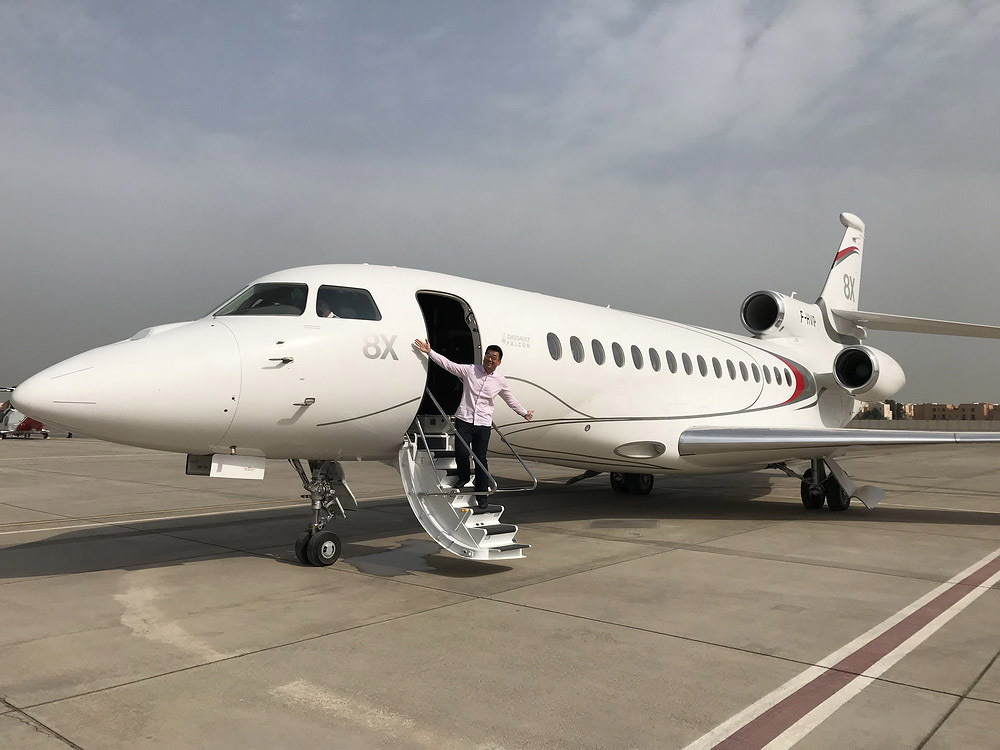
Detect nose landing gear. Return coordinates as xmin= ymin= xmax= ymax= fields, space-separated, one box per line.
xmin=289 ymin=459 xmax=357 ymax=566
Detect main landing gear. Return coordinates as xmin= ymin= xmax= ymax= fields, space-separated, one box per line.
xmin=610 ymin=472 xmax=654 ymax=495
xmin=289 ymin=459 xmax=358 ymax=566
xmin=795 ymin=459 xmax=850 ymax=512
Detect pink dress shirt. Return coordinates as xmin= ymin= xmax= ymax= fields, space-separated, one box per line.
xmin=428 ymin=350 xmax=528 ymax=426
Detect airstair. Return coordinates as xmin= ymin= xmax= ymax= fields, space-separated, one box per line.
xmin=399 ymin=392 xmax=537 ymax=561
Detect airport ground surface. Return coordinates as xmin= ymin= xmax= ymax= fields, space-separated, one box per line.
xmin=1 ymin=438 xmax=998 ymax=749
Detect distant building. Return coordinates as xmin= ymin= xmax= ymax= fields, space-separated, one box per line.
xmin=909 ymin=402 xmax=997 ymax=421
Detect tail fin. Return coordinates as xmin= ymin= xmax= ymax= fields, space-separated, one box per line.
xmin=818 ymin=212 xmax=865 ymax=311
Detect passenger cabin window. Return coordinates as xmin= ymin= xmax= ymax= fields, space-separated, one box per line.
xmin=726 ymin=359 xmax=736 ymax=380
xmin=547 ymin=333 xmax=563 ymax=360
xmin=682 ymin=352 xmax=693 ymax=375
xmin=592 ymin=339 xmax=606 ymax=365
xmin=763 ymin=366 xmax=772 ymax=384
xmin=316 ymin=285 xmax=381 ymax=320
xmin=784 ymin=368 xmax=793 ymax=386
xmin=739 ymin=362 xmax=749 ymax=381
xmin=631 ymin=345 xmax=643 ymax=369
xmin=649 ymin=348 xmax=661 ymax=372
xmin=697 ymin=354 xmax=708 ymax=377
xmin=712 ymin=357 xmax=722 ymax=378
xmin=570 ymin=336 xmax=585 ymax=363
xmin=215 ymin=283 xmax=308 ymax=317
xmin=612 ymin=342 xmax=625 ymax=368
xmin=751 ymin=363 xmax=761 ymax=383
xmin=666 ymin=350 xmax=678 ymax=374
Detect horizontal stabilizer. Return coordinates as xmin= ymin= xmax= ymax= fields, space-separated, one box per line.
xmin=678 ymin=426 xmax=1000 ymax=466
xmin=832 ymin=309 xmax=1000 ymax=339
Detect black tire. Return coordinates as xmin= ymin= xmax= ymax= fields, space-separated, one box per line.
xmin=626 ymin=473 xmax=654 ymax=495
xmin=610 ymin=472 xmax=629 ymax=494
xmin=825 ymin=479 xmax=851 ymax=511
xmin=306 ymin=530 xmax=342 ymax=566
xmin=294 ymin=531 xmax=312 ymax=565
xmin=800 ymin=468 xmax=826 ymax=510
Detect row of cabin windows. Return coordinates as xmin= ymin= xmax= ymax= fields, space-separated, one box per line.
xmin=547 ymin=333 xmax=794 ymax=387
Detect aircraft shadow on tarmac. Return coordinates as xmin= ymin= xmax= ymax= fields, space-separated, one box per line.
xmin=1 ymin=473 xmax=996 ymax=581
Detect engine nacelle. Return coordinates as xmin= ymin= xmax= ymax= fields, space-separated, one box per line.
xmin=740 ymin=291 xmax=823 ymax=339
xmin=833 ymin=345 xmax=906 ymax=401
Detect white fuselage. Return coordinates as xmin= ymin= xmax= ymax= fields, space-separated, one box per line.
xmin=12 ymin=265 xmax=858 ymax=474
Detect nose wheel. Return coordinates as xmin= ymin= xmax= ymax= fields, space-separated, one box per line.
xmin=289 ymin=459 xmax=356 ymax=567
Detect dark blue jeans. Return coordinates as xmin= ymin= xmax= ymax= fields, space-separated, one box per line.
xmin=454 ymin=419 xmax=492 ymax=500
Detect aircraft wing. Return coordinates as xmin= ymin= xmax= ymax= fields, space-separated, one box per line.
xmin=677 ymin=426 xmax=1000 ymax=466
xmin=831 ymin=309 xmax=1000 ymax=339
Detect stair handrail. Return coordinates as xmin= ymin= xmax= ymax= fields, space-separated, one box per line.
xmin=489 ymin=422 xmax=539 ymax=493
xmin=410 ymin=389 xmax=498 ymax=498
xmin=418 ymin=388 xmax=537 ymax=496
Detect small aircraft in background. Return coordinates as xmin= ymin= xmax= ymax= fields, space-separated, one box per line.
xmin=1 ymin=389 xmax=49 ymax=439
xmin=11 ymin=213 xmax=1000 ymax=567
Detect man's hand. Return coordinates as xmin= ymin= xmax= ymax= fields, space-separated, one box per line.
xmin=413 ymin=339 xmax=431 ymax=355
xmin=524 ymin=411 xmax=534 ymax=421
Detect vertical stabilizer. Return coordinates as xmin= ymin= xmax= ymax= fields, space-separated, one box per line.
xmin=818 ymin=212 xmax=865 ymax=312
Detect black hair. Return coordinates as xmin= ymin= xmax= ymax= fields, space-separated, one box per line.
xmin=485 ymin=344 xmax=504 ymax=361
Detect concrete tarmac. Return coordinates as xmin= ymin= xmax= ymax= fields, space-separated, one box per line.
xmin=1 ymin=438 xmax=998 ymax=749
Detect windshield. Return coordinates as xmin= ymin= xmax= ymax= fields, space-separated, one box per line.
xmin=315 ymin=285 xmax=381 ymax=320
xmin=214 ymin=283 xmax=308 ymax=316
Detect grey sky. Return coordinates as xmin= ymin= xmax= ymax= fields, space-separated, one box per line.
xmin=2 ymin=0 xmax=999 ymax=402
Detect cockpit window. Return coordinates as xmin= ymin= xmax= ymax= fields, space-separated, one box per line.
xmin=316 ymin=285 xmax=381 ymax=320
xmin=214 ymin=283 xmax=308 ymax=317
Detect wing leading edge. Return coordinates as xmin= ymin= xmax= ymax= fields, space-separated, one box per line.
xmin=678 ymin=426 xmax=1000 ymax=467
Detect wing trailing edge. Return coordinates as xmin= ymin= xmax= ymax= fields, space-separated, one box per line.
xmin=831 ymin=309 xmax=1000 ymax=339
xmin=678 ymin=426 xmax=1000 ymax=466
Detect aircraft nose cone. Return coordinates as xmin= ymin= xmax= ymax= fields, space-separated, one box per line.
xmin=12 ymin=321 xmax=241 ymax=453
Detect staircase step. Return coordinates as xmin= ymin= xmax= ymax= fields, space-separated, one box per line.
xmin=482 ymin=524 xmax=517 ymax=536
xmin=471 ymin=504 xmax=503 ymax=515
xmin=492 ymin=544 xmax=530 ymax=553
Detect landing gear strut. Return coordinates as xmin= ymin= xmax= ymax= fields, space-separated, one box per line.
xmin=289 ymin=459 xmax=357 ymax=566
xmin=800 ymin=460 xmax=827 ymax=510
xmin=610 ymin=472 xmax=654 ymax=495
xmin=777 ymin=458 xmax=852 ymax=512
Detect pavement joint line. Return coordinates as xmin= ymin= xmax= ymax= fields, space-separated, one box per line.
xmin=1 ymin=698 xmax=84 ymax=749
xmin=0 ymin=493 xmax=411 ymax=537
xmin=19 ymin=596 xmax=472 ymax=712
xmin=917 ymin=647 xmax=1000 ymax=748
xmin=483 ymin=592 xmax=982 ymax=707
xmin=796 ymin=517 xmax=1000 ymax=545
xmin=881 ymin=502 xmax=1000 ymax=514
xmin=485 ymin=544 xmax=673 ymax=597
xmin=517 ymin=522 xmax=990 ymax=586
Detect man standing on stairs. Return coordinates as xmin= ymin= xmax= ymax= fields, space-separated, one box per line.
xmin=413 ymin=340 xmax=533 ymax=508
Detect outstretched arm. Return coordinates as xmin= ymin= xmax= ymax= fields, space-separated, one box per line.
xmin=412 ymin=339 xmax=470 ymax=378
xmin=498 ymin=385 xmax=533 ymax=421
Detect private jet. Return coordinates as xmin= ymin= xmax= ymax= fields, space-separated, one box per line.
xmin=12 ymin=213 xmax=1000 ymax=566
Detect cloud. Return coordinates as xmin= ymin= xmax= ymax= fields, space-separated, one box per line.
xmin=1 ymin=1 xmax=999 ymax=400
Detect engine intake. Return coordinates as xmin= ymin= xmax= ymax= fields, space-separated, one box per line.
xmin=833 ymin=345 xmax=906 ymax=401
xmin=740 ymin=291 xmax=822 ymax=339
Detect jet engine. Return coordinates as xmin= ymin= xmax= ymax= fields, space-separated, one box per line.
xmin=740 ymin=291 xmax=823 ymax=339
xmin=833 ymin=345 xmax=906 ymax=401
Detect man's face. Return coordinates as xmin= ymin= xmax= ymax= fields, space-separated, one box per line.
xmin=482 ymin=349 xmax=501 ymax=374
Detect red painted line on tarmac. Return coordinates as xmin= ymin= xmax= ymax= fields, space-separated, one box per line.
xmin=709 ymin=552 xmax=1000 ymax=749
